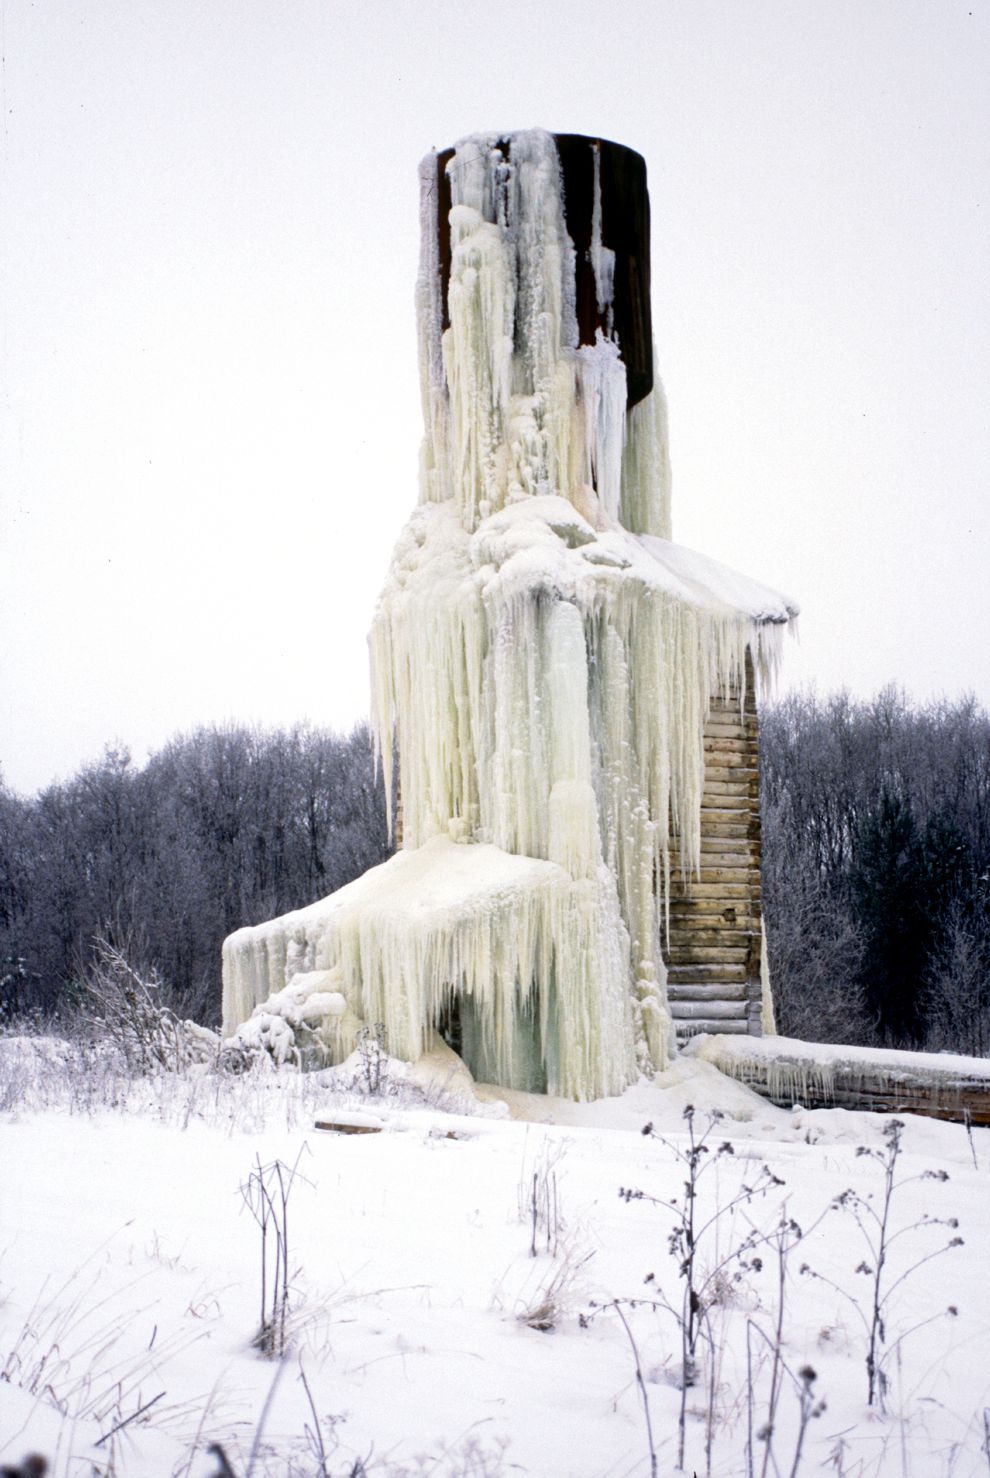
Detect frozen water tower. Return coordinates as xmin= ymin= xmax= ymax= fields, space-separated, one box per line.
xmin=222 ymin=132 xmax=797 ymax=1101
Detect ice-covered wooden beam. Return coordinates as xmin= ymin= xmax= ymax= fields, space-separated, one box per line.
xmin=685 ymin=1034 xmax=990 ymax=1125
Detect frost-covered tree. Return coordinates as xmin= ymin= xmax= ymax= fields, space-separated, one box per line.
xmin=761 ymin=689 xmax=990 ymax=1051
xmin=0 ymin=724 xmax=389 ymax=1025
xmin=923 ymin=893 xmax=990 ymax=1057
xmin=848 ymin=788 xmax=927 ymax=1042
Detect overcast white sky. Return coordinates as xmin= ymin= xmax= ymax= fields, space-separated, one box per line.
xmin=2 ymin=0 xmax=988 ymax=796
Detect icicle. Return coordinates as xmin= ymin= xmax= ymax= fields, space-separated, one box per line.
xmin=360 ymin=489 xmax=792 ymax=1090
xmin=760 ymin=917 xmax=777 ymax=1035
xmin=588 ymin=141 xmax=616 ymax=322
xmin=620 ymin=375 xmax=672 ymax=537
xmin=416 ymin=153 xmax=450 ymax=508
xmin=576 ymin=333 xmax=627 ymax=521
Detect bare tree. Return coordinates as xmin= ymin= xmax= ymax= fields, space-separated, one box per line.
xmin=923 ymin=895 xmax=990 ymax=1057
xmin=0 ymin=724 xmax=390 ymax=1027
xmin=761 ymin=689 xmax=990 ymax=1050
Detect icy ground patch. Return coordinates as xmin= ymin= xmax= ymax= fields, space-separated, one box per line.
xmin=1 ymin=1048 xmax=988 ymax=1476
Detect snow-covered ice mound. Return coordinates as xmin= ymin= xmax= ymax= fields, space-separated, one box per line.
xmin=224 ymin=834 xmax=636 ymax=1099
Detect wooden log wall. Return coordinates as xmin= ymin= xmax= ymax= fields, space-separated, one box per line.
xmin=666 ymin=650 xmax=764 ymax=1039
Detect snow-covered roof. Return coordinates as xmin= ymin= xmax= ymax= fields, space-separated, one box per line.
xmin=637 ymin=534 xmax=798 ymax=625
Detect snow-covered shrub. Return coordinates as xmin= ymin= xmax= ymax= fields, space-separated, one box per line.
xmin=83 ymin=935 xmax=218 ymax=1074
xmin=811 ymin=1117 xmax=964 ymax=1411
xmin=515 ymin=1242 xmax=593 ymax=1334
xmin=591 ymin=1106 xmax=784 ymax=1475
xmin=0 ymin=1034 xmax=76 ymax=1112
xmin=352 ymin=1021 xmax=389 ymax=1095
xmin=518 ymin=1137 xmax=566 ymax=1259
xmin=220 ymin=968 xmax=356 ymax=1073
xmin=239 ymin=1149 xmax=311 ymax=1358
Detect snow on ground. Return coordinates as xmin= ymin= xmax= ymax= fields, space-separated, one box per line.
xmin=1 ymin=1044 xmax=988 ymax=1476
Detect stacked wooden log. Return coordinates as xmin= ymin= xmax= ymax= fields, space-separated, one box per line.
xmin=666 ymin=654 xmax=763 ymax=1038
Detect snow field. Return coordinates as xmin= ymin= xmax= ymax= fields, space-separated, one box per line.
xmin=2 ymin=1049 xmax=988 ymax=1476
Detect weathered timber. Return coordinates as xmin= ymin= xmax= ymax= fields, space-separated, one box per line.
xmin=677 ymin=1019 xmax=751 ymax=1036
xmin=669 ymin=892 xmax=755 ymax=905
xmin=704 ymin=738 xmax=757 ymax=755
xmin=667 ymin=931 xmax=751 ymax=950
xmin=666 ymin=650 xmax=763 ymax=1039
xmin=314 ymin=1120 xmax=384 ymax=1136
xmin=817 ymin=1083 xmax=990 ymax=1124
xmin=669 ymin=910 xmax=756 ymax=921
xmin=668 ymin=951 xmax=750 ymax=969
xmin=677 ymin=883 xmax=757 ymax=900
xmin=674 ymin=918 xmax=759 ymax=936
xmin=667 ymin=982 xmax=749 ymax=1001
xmin=686 ymin=1037 xmax=990 ymax=1126
xmin=696 ymin=864 xmax=761 ymax=882
xmin=670 ymin=934 xmax=756 ymax=945
xmin=670 ymin=1000 xmax=748 ymax=1020
xmin=698 ymin=820 xmax=753 ymax=838
xmin=670 ymin=894 xmax=759 ymax=911
xmin=668 ymin=963 xmax=748 ymax=983
xmin=703 ymin=722 xmax=759 ymax=739
xmin=669 ymin=896 xmax=757 ymax=912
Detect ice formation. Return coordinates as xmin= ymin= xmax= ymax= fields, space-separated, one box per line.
xmin=223 ymin=130 xmax=797 ymax=1100
xmin=684 ymin=1032 xmax=990 ymax=1114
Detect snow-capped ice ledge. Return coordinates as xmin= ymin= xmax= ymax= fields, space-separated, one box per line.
xmin=222 ymin=130 xmax=797 ymax=1100
xmin=223 ymin=835 xmax=632 ymax=1100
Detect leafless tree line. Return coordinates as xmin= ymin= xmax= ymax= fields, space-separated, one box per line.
xmin=2 ymin=692 xmax=987 ymax=1055
xmin=0 ymin=723 xmax=390 ymax=1025
xmin=761 ymin=688 xmax=990 ymax=1054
